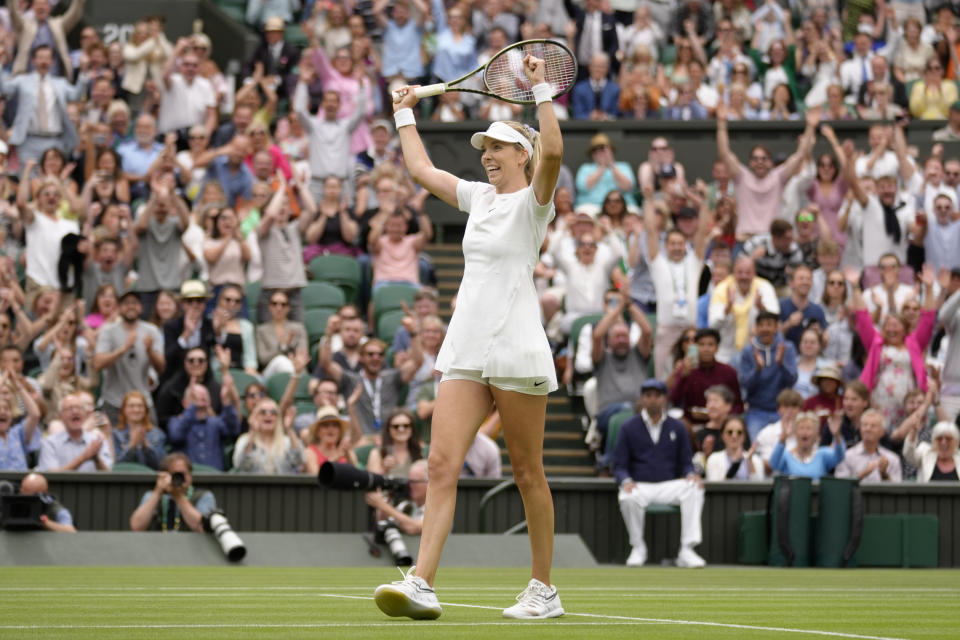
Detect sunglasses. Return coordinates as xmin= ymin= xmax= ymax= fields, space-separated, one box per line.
xmin=258 ymin=408 xmax=279 ymax=416
xmin=364 ymin=351 xmax=384 ymax=357
xmin=186 ymin=357 xmax=207 ymax=364
xmin=797 ymin=213 xmax=815 ymax=223
xmin=725 ymin=429 xmax=744 ymax=436
xmin=390 ymin=422 xmax=413 ymax=430
xmin=828 ymin=280 xmax=844 ymax=285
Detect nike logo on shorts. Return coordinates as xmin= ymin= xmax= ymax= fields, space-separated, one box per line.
xmin=534 ymin=380 xmax=547 ymax=387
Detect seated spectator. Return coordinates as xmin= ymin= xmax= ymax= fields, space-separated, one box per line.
xmin=572 ymin=53 xmax=621 ymax=121
xmin=129 ymin=452 xmax=217 ymax=532
xmin=613 ymin=379 xmax=706 ymax=568
xmin=367 ymin=407 xmax=424 ymax=478
xmin=369 ymin=211 xmax=427 ymax=290
xmin=38 ymin=341 xmax=98 ymax=417
xmin=835 ymin=409 xmax=903 ymax=482
xmin=736 ymin=310 xmax=798 ymax=439
xmin=574 ymin=134 xmax=636 ymax=214
xmin=803 ymin=365 xmax=845 ymax=414
xmin=909 ymin=59 xmax=958 ymax=120
xmin=770 ymin=410 xmax=845 ymax=479
xmin=743 ymin=219 xmax=805 ymax=294
xmin=112 ymin=391 xmax=167 ymax=470
xmin=233 ymin=397 xmax=304 ymax=474
xmin=92 ymin=290 xmax=164 ymax=425
xmin=0 ymin=373 xmax=42 ymax=471
xmin=759 ymin=83 xmax=799 ymax=121
xmin=38 ymin=392 xmax=114 ymax=472
xmin=904 ymin=421 xmax=959 ymax=483
xmin=663 ymin=81 xmax=709 ymax=120
xmin=116 ymin=114 xmax=164 ymax=201
xmin=302 ymin=176 xmax=360 ymax=260
xmin=303 ymin=405 xmax=358 ymax=475
xmin=461 ymin=431 xmax=502 ymax=479
xmin=705 ymin=416 xmax=763 ymax=481
xmin=19 ymin=472 xmax=76 ymax=532
xmin=693 ymin=384 xmax=738 ymax=464
xmin=256 ymin=290 xmax=308 ymax=380
xmin=669 ymin=328 xmax=743 ymax=427
xmin=546 ymin=228 xmax=624 ymax=336
xmin=708 ymin=256 xmax=780 ymax=364
xmin=588 ymin=291 xmax=653 ymax=463
xmin=778 ymin=264 xmax=827 ymax=349
xmin=392 ymin=287 xmax=440 ymax=358
xmin=892 ymin=17 xmax=934 ymax=83
xmin=210 ymin=285 xmax=257 ymax=377
xmin=932 ymin=102 xmax=960 ymax=142
xmin=754 ymin=389 xmax=802 ymax=475
xmin=917 ymin=193 xmax=960 ymax=273
xmin=715 ymin=104 xmax=816 ymax=237
xmin=858 ymin=82 xmax=904 ymax=120
xmin=319 ymin=316 xmax=423 ymax=435
xmin=242 ymin=16 xmax=300 ymax=101
xmin=638 ymin=138 xmax=687 ymax=195
xmin=794 ymin=327 xmax=828 ymax=400
xmin=402 ymin=314 xmax=443 ymax=412
xmin=167 ymin=381 xmax=239 ymax=471
xmin=849 ymin=265 xmax=937 ymax=427
xmin=162 ymin=280 xmax=216 ymax=388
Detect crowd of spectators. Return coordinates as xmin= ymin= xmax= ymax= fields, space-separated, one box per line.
xmin=0 ymin=0 xmax=957 ymax=512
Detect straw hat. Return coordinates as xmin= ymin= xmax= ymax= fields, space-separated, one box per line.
xmin=308 ymin=406 xmax=349 ymax=442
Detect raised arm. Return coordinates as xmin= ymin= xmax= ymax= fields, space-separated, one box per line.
xmin=392 ymin=88 xmax=459 ymax=208
xmin=525 ymin=56 xmax=563 ymax=206
xmin=779 ymin=110 xmax=819 ymax=179
xmin=715 ymin=103 xmax=743 ymax=181
xmin=641 ymin=186 xmax=660 ymax=261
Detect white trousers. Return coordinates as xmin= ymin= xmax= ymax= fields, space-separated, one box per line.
xmin=618 ymin=478 xmax=704 ymax=551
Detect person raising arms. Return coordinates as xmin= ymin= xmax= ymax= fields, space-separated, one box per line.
xmin=373 ymin=56 xmax=564 ymax=621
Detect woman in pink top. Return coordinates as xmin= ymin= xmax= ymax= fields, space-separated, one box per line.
xmin=311 ymin=45 xmax=376 ymax=155
xmin=369 ymin=211 xmax=427 ymax=289
xmin=846 ymin=264 xmax=937 ymax=426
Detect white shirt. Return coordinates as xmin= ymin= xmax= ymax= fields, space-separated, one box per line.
xmin=922 ymin=182 xmax=958 ymax=215
xmin=846 ymin=193 xmax=914 ymax=267
xmin=755 ymin=420 xmax=796 ymax=476
xmin=24 ymin=211 xmax=79 ymax=288
xmin=854 ymin=150 xmax=899 ymax=180
xmin=840 ymin=52 xmax=874 ymax=96
xmin=157 ymin=73 xmax=216 ymax=133
xmin=650 ymin=251 xmax=701 ymax=327
xmin=31 ymin=74 xmax=62 ymax=134
xmin=641 ymin=408 xmax=666 ymax=444
xmin=864 ymin=282 xmax=916 ymax=322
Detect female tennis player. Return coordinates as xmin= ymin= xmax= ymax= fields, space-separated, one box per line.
xmin=373 ymin=55 xmax=564 ymax=620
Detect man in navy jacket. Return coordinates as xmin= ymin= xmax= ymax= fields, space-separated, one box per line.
xmin=613 ymin=379 xmax=706 ymax=568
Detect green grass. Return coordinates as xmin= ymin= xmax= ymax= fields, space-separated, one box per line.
xmin=0 ymin=566 xmax=956 ymax=639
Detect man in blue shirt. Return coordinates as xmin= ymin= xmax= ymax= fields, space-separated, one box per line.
xmin=778 ymin=264 xmax=826 ymax=348
xmin=737 ymin=311 xmax=798 ymax=440
xmin=167 ymin=384 xmax=240 ymax=471
xmin=613 ymin=379 xmax=706 ymax=568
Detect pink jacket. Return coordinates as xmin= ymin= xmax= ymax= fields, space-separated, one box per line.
xmin=856 ymin=309 xmax=935 ymax=392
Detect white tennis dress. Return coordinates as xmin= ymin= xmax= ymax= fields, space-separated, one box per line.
xmin=434 ymin=179 xmax=558 ymax=392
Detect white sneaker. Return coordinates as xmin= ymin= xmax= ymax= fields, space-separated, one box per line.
xmin=502 ymin=578 xmax=565 ymax=619
xmin=676 ymin=547 xmax=706 ymax=568
xmin=374 ymin=567 xmax=443 ymax=619
xmin=626 ymin=545 xmax=647 ymax=567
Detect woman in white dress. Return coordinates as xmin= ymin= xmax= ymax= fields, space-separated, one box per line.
xmin=374 ymin=56 xmax=564 ymax=621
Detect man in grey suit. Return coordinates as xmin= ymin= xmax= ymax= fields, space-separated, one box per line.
xmin=0 ymin=45 xmax=88 ymax=163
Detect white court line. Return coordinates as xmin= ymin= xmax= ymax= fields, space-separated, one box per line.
xmin=0 ymin=592 xmax=912 ymax=640
xmin=0 ymin=586 xmax=954 ymax=593
xmin=0 ymin=622 xmax=654 ymax=630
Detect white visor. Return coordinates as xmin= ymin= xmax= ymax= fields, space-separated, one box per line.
xmin=470 ymin=121 xmax=533 ymax=157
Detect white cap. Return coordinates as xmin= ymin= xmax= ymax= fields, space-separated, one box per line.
xmin=0 ymin=140 xmax=7 ymax=156
xmin=470 ymin=121 xmax=533 ymax=157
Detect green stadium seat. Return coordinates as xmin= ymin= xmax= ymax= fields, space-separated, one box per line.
xmin=225 ymin=369 xmax=260 ymax=396
xmin=265 ymin=372 xmax=312 ymax=402
xmin=606 ymin=409 xmax=634 ymax=459
xmin=354 ymin=443 xmax=375 ymax=469
xmin=305 ymin=308 xmax=336 ymax=346
xmin=246 ymin=281 xmax=261 ymax=309
xmin=377 ymin=309 xmax=407 ymax=342
xmin=372 ymin=284 xmax=417 ymax=327
xmin=309 ymin=254 xmax=363 ymax=303
xmin=192 ymin=463 xmax=221 ymax=473
xmin=302 ymin=281 xmax=346 ymax=312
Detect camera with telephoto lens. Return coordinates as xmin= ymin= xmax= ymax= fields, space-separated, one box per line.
xmin=202 ymin=510 xmax=246 ymax=561
xmin=375 ymin=517 xmax=412 ymax=566
xmin=317 ymin=462 xmax=409 ymax=500
xmin=171 ymin=472 xmax=186 ymax=488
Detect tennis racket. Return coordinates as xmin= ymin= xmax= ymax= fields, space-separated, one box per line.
xmin=391 ymin=39 xmax=577 ymax=105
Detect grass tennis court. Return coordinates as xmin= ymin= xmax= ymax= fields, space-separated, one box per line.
xmin=0 ymin=566 xmax=955 ymax=640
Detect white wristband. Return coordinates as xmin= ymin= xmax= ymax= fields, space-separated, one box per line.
xmin=532 ymin=83 xmax=552 ymax=105
xmin=394 ymin=108 xmax=416 ymax=129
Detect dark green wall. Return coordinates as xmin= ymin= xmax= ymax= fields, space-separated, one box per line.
xmin=417 ymin=120 xmax=948 ymax=241
xmin=3 ymin=472 xmax=958 ymax=567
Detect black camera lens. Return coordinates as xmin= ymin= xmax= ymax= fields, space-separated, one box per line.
xmin=171 ymin=472 xmax=185 ymax=487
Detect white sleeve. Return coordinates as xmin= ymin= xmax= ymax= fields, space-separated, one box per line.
xmin=761 ymin=281 xmax=780 ymax=314
xmin=573 ymin=324 xmax=594 ymax=374
xmin=456 ymin=180 xmax=483 ymax=214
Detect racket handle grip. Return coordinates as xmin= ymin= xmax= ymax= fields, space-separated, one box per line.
xmin=391 ymin=83 xmax=446 ymax=103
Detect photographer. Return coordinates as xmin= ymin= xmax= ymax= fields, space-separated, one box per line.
xmin=364 ymin=459 xmax=427 ymax=535
xmin=18 ymin=473 xmax=76 ymax=532
xmin=129 ymin=453 xmax=217 ymax=532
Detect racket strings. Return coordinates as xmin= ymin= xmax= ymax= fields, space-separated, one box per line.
xmin=484 ymin=42 xmax=577 ymax=103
